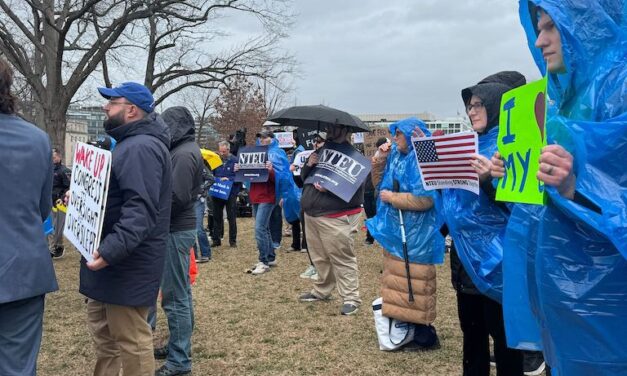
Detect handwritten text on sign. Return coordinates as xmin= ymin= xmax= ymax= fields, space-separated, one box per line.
xmin=64 ymin=142 xmax=112 ymax=262
xmin=496 ymin=76 xmax=547 ymax=205
xmin=275 ymin=132 xmax=295 ymax=148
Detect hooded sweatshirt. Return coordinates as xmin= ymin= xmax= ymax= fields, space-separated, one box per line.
xmin=161 ymin=107 xmax=204 ymax=232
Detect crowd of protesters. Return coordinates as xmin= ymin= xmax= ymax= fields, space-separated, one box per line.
xmin=0 ymin=1 xmax=625 ymax=375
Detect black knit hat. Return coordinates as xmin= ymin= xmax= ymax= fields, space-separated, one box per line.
xmin=461 ymin=71 xmax=526 ymax=134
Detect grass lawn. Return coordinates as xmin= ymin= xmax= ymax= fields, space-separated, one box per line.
xmin=39 ymin=216 xmax=469 ymax=375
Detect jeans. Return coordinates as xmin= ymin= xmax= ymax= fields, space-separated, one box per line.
xmin=253 ymin=203 xmax=277 ymax=265
xmin=161 ymin=230 xmax=196 ymax=372
xmin=195 ymin=199 xmax=211 ymax=259
xmin=270 ymin=204 xmax=282 ymax=249
xmin=0 ymin=295 xmax=44 ymax=376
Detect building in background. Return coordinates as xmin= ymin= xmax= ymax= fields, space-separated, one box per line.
xmin=67 ymin=105 xmax=107 ymax=141
xmin=354 ymin=113 xmax=470 ymax=157
xmin=64 ymin=118 xmax=89 ymax=166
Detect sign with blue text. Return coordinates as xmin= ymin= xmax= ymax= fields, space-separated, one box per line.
xmin=235 ymin=146 xmax=269 ymax=183
xmin=209 ymin=180 xmax=233 ymax=200
xmin=496 ymin=76 xmax=548 ymax=205
xmin=304 ymin=142 xmax=371 ymax=202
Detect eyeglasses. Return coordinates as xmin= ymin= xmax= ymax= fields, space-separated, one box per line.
xmin=466 ymin=102 xmax=485 ymax=113
xmin=107 ymin=100 xmax=134 ymax=107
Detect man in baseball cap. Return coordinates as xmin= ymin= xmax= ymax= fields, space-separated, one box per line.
xmin=98 ymin=82 xmax=155 ymax=113
xmin=81 ymin=82 xmax=172 ymax=376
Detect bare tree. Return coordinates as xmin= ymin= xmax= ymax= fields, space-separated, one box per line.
xmin=211 ymin=75 xmax=267 ymax=146
xmin=178 ymin=87 xmax=221 ymax=148
xmin=0 ymin=0 xmax=295 ymax=153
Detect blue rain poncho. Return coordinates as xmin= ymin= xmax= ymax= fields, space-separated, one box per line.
xmin=366 ymin=118 xmax=444 ymax=264
xmin=440 ymin=127 xmax=508 ymax=302
xmin=503 ymin=1 xmax=627 ymax=374
xmin=265 ymin=138 xmax=300 ymax=222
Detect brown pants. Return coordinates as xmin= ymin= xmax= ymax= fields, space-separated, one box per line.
xmin=86 ymin=299 xmax=154 ymax=376
xmin=304 ymin=213 xmax=362 ymax=306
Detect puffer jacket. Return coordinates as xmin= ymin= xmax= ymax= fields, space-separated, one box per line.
xmin=381 ymin=252 xmax=436 ymax=325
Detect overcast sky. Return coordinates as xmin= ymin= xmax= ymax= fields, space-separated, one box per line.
xmin=272 ymin=0 xmax=540 ymax=119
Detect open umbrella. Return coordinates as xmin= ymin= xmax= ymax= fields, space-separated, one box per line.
xmin=200 ymin=148 xmax=223 ymax=170
xmin=268 ymin=105 xmax=370 ymax=132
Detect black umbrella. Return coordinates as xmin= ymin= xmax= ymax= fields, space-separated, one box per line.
xmin=268 ymin=105 xmax=370 ymax=132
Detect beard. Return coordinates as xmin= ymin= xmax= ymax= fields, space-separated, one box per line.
xmin=103 ymin=112 xmax=125 ymax=132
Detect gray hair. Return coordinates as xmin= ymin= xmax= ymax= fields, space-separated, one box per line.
xmin=218 ymin=141 xmax=230 ymax=150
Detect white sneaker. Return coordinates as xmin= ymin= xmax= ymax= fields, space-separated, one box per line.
xmin=310 ymin=272 xmax=320 ymax=281
xmin=299 ymin=265 xmax=316 ymax=279
xmin=268 ymin=260 xmax=278 ymax=267
xmin=251 ymin=262 xmax=270 ymax=275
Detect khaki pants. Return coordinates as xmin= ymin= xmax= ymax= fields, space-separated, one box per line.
xmin=304 ymin=213 xmax=362 ymax=306
xmin=86 ymin=299 xmax=154 ymax=376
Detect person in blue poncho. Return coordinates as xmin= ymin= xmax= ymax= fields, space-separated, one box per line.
xmin=491 ymin=1 xmax=627 ymax=375
xmin=442 ymin=72 xmax=533 ymax=376
xmin=366 ymin=118 xmax=444 ymax=350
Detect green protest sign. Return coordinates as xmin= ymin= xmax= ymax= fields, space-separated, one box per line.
xmin=496 ymin=76 xmax=547 ymax=205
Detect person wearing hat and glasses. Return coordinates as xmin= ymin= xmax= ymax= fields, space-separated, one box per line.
xmin=80 ymin=82 xmax=172 ymax=376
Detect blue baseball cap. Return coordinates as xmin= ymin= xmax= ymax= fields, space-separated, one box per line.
xmin=98 ymin=82 xmax=155 ymax=113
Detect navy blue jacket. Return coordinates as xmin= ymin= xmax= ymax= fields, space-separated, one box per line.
xmin=212 ymin=154 xmax=241 ymax=198
xmin=0 ymin=114 xmax=58 ymax=303
xmin=79 ymin=112 xmax=172 ymax=307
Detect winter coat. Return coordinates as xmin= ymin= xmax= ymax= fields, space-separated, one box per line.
xmin=161 ymin=107 xmax=204 ymax=232
xmin=381 ymin=253 xmax=436 ymax=325
xmin=79 ymin=112 xmax=172 ymax=307
xmin=52 ymin=162 xmax=71 ymax=202
xmin=213 ymin=154 xmax=241 ymax=198
xmin=0 ymin=114 xmax=58 ymax=303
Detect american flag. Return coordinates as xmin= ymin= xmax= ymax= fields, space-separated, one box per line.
xmin=412 ymin=131 xmax=478 ymax=191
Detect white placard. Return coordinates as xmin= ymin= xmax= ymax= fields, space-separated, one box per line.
xmin=64 ymin=142 xmax=112 ymax=262
xmin=291 ymin=149 xmax=314 ymax=176
xmin=275 ymin=132 xmax=295 ymax=148
xmin=352 ymin=132 xmax=365 ymax=144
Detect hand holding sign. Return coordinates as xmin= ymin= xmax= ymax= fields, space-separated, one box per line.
xmin=537 ymin=144 xmax=575 ymax=199
xmin=490 ymin=151 xmax=505 ymax=178
xmin=469 ymin=153 xmax=493 ymax=182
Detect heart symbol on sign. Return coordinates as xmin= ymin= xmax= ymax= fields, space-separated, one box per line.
xmin=534 ymin=91 xmax=546 ymax=141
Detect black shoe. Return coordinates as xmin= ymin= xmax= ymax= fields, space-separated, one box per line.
xmin=229 ymin=242 xmax=237 ymax=248
xmin=211 ymin=240 xmax=221 ymax=247
xmin=51 ymin=247 xmax=65 ymax=259
xmin=401 ymin=338 xmax=441 ymax=352
xmin=155 ymin=364 xmax=190 ymax=376
xmin=524 ymin=351 xmax=546 ymax=376
xmin=153 ymin=346 xmax=168 ymax=359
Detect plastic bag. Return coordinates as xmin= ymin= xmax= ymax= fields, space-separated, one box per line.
xmin=505 ymin=1 xmax=627 ymax=374
xmin=441 ymin=127 xmax=508 ymax=302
